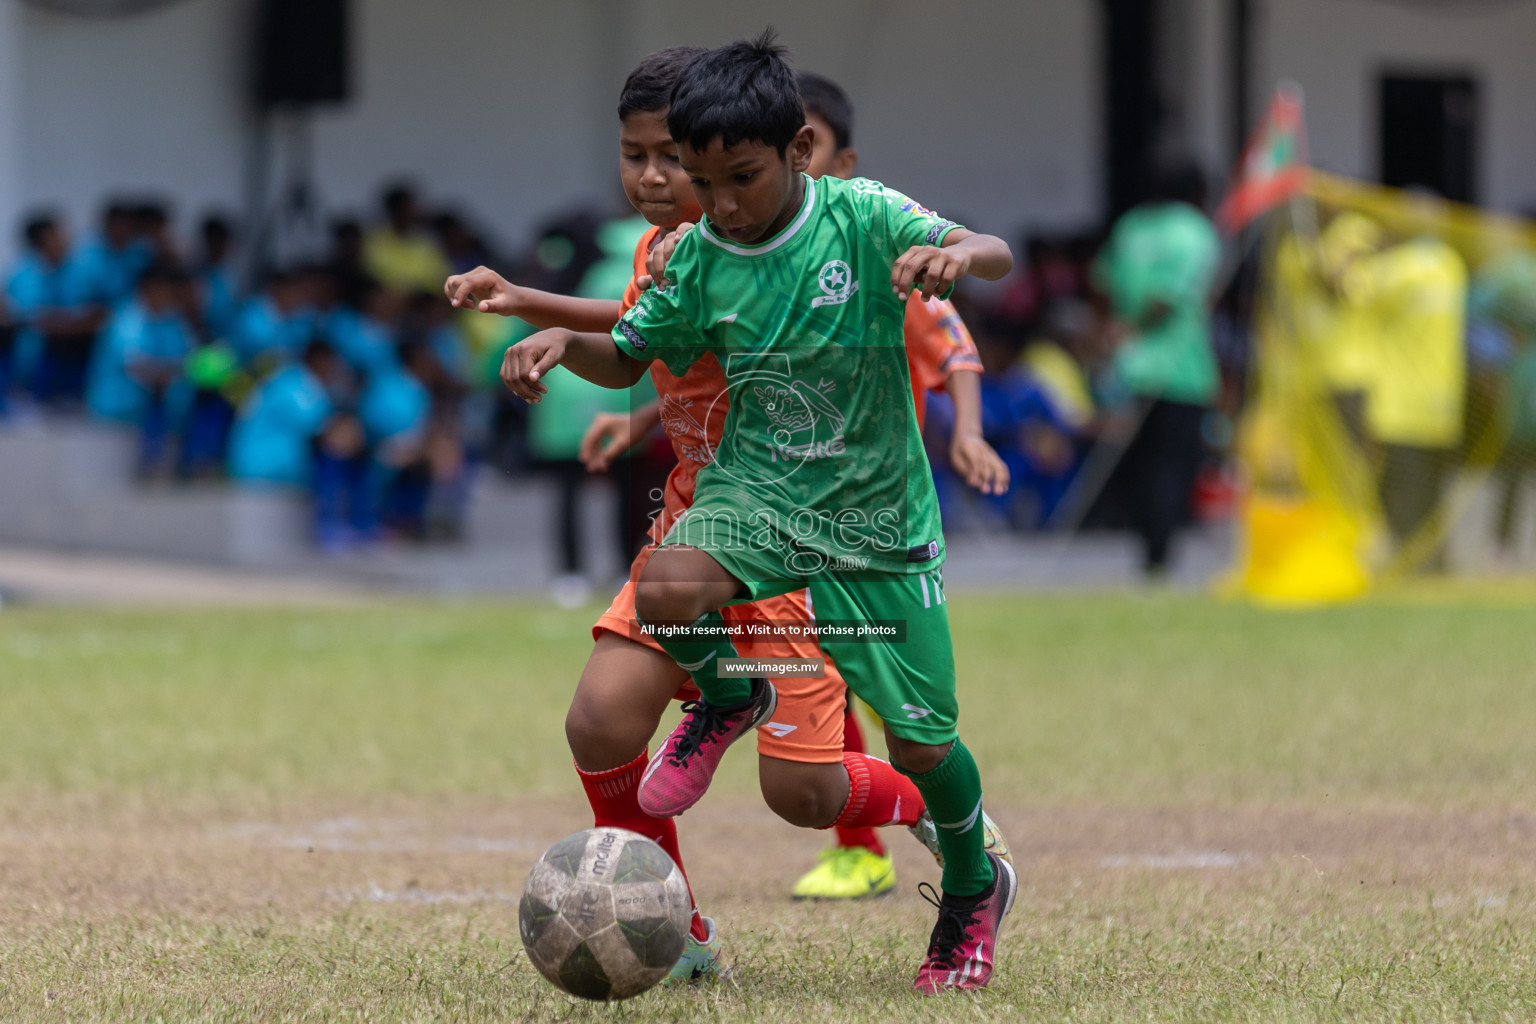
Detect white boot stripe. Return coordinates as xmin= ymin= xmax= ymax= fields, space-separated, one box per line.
xmin=676 ymin=651 xmax=717 ymax=672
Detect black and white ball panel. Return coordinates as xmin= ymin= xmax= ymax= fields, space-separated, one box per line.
xmin=519 ymin=828 xmax=692 ymax=1001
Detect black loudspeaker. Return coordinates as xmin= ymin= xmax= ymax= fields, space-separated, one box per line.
xmin=254 ymin=0 xmax=350 ymax=109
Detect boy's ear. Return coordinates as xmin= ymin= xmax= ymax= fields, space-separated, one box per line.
xmin=832 ymin=147 xmax=859 ymax=180
xmin=787 ymin=124 xmax=815 ymax=175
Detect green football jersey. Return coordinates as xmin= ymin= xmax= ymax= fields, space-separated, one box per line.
xmin=610 ymin=173 xmax=959 ymax=574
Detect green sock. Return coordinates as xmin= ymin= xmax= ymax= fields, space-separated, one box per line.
xmin=646 ymin=611 xmax=751 ymax=705
xmin=899 ymin=740 xmax=995 ymax=897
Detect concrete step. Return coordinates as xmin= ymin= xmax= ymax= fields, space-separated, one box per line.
xmin=0 ymin=420 xmax=629 ymax=586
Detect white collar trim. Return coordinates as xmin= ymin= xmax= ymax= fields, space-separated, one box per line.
xmin=699 ymin=176 xmax=816 ymax=256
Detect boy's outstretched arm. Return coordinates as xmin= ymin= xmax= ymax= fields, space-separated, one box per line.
xmin=500 ymin=328 xmax=647 ymax=402
xmin=446 ymin=266 xmax=623 ymax=333
xmin=580 ymin=401 xmax=662 ymax=472
xmin=944 ymin=369 xmax=1010 ymax=496
xmin=892 ymin=229 xmax=1013 ymax=302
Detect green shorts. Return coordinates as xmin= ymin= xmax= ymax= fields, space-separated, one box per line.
xmin=805 ymin=569 xmax=957 ymax=745
xmin=660 ymin=504 xmax=958 ymax=745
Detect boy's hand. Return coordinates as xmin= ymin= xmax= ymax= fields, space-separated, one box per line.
xmin=950 ymin=431 xmax=1010 ymax=496
xmin=641 ymin=223 xmax=695 ymax=290
xmin=579 ymin=412 xmax=634 ymax=472
xmin=499 ymin=331 xmax=569 ymax=403
xmin=446 ymin=266 xmax=519 ymax=314
xmin=892 ymin=244 xmax=973 ymax=302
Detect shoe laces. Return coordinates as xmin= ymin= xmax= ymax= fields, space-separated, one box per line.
xmin=918 ymin=882 xmax=979 ymax=971
xmin=665 ymin=699 xmax=738 ymax=768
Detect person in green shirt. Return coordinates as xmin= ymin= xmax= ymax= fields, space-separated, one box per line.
xmin=526 ymin=215 xmax=658 ymax=606
xmin=1476 ymin=249 xmax=1536 ymax=556
xmin=1093 ymin=164 xmax=1220 ymax=575
xmin=498 ymin=35 xmax=1017 ymax=995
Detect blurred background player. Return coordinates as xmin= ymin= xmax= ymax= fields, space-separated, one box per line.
xmin=1092 ymin=163 xmax=1220 ymax=577
xmin=1342 ymin=216 xmax=1468 ymax=569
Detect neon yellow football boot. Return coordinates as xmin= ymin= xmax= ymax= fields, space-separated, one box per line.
xmin=791 ymin=845 xmax=897 ymax=900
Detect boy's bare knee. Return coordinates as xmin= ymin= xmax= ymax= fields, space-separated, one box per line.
xmin=565 ymin=691 xmax=640 ymax=772
xmin=886 ymin=735 xmax=951 ymax=776
xmin=634 ymin=547 xmax=741 ymax=625
xmin=762 ymin=786 xmax=838 ymax=828
xmin=634 ymin=577 xmax=703 ymax=624
xmin=759 ymin=759 xmax=847 ymax=829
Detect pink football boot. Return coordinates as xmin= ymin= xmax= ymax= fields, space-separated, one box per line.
xmin=638 ymin=679 xmax=777 ymax=817
xmin=913 ymin=852 xmax=1016 ymax=994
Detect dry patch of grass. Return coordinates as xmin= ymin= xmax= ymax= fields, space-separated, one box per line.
xmin=2 ymin=597 xmax=1535 ymax=1020
xmin=1 ymin=797 xmax=1533 ymax=1022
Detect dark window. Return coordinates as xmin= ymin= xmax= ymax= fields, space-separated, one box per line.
xmin=1379 ymin=73 xmax=1477 ymax=203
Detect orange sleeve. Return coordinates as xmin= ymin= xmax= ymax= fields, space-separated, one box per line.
xmin=620 ymin=225 xmax=663 ymax=314
xmin=904 ymin=296 xmax=984 ymax=396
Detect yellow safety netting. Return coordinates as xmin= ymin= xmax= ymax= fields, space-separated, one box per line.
xmin=1234 ymin=172 xmax=1536 ymax=604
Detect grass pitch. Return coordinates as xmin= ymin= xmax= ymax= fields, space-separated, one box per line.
xmin=0 ymin=593 xmax=1533 ymax=1021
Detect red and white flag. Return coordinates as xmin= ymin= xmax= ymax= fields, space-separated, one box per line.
xmin=1217 ymin=83 xmax=1309 ymax=234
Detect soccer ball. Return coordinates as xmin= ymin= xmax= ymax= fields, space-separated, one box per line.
xmin=519 ymin=827 xmax=692 ymax=1000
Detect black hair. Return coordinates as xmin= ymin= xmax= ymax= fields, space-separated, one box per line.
xmin=796 ymin=72 xmax=852 ymax=151
xmin=381 ymin=183 xmax=417 ymax=218
xmin=200 ymin=214 xmax=233 ymax=241
xmin=301 ymin=338 xmax=337 ymax=367
xmin=618 ymin=46 xmax=706 ymax=120
xmin=22 ymin=213 xmax=58 ymax=248
xmin=667 ymin=30 xmax=804 ymax=155
xmin=133 ymin=201 xmax=169 ymax=228
xmin=138 ymin=261 xmax=189 ymax=289
xmin=396 ymin=337 xmax=431 ymax=371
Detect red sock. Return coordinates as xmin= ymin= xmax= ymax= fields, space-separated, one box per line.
xmin=842 ymin=704 xmax=868 ymax=754
xmin=825 ymin=752 xmax=924 ymax=857
xmin=576 ymin=750 xmax=710 ymax=942
xmin=835 ymin=705 xmax=883 ymax=853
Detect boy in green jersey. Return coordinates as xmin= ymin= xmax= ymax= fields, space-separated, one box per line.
xmin=500 ymin=34 xmax=1014 ymax=993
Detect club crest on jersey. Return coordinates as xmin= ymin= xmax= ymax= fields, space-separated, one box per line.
xmin=811 ymin=259 xmax=859 ymax=308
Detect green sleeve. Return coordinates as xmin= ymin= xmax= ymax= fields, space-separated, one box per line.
xmin=610 ymin=244 xmax=708 ymax=377
xmin=864 ymin=179 xmax=964 ymax=254
xmin=849 ymin=179 xmax=966 ymax=301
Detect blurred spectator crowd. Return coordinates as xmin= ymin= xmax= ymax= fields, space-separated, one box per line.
xmin=0 ymin=184 xmax=617 ymax=551
xmin=0 ymin=174 xmax=1256 ymax=561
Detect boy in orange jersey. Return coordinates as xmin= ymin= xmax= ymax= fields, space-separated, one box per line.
xmin=579 ymin=69 xmax=1001 ymax=903
xmin=446 ymin=50 xmax=1009 ymax=983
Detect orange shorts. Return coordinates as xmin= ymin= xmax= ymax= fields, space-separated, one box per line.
xmin=592 ymin=545 xmax=848 ymax=764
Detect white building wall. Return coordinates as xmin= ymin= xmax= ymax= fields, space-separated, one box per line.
xmin=5 ymin=0 xmax=1100 ymax=264
xmin=620 ymin=0 xmax=1101 ymax=238
xmin=1258 ymin=0 xmax=1536 ymax=213
xmin=9 ymin=0 xmax=1536 ymax=269
xmin=0 ymin=1 xmax=22 ymax=267
xmin=16 ymin=0 xmax=254 ymax=250
xmin=307 ymin=0 xmax=622 ymax=254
